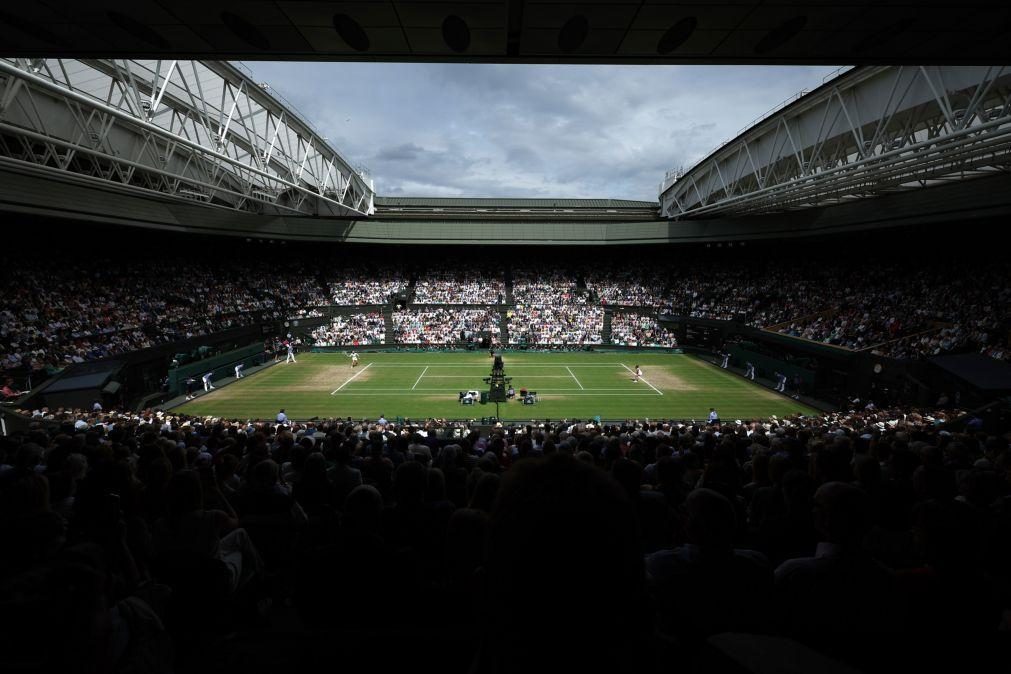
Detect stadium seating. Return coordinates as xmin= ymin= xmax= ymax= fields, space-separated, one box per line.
xmin=1 ymin=401 xmax=1008 ymax=672
xmin=2 ymin=255 xmax=1008 ymax=384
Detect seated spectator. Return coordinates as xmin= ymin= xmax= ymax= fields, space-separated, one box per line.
xmin=311 ymin=312 xmax=385 ymax=346
xmin=610 ymin=313 xmax=678 ymax=347
xmin=152 ymin=469 xmax=262 ymax=593
xmin=774 ymin=481 xmax=901 ymax=637
xmin=1 ymin=377 xmax=20 ymax=399
xmin=508 ymin=304 xmax=603 ymax=345
xmin=646 ymin=488 xmax=772 ymax=649
xmin=413 ymin=265 xmax=504 ymax=304
xmin=394 ymin=308 xmax=500 ymax=344
xmin=323 ymin=264 xmax=407 ymax=304
xmin=475 ymin=453 xmax=652 ymax=674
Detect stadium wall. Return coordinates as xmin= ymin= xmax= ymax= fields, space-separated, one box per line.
xmin=5 ymin=166 xmax=1011 ymax=244
xmin=19 ymin=323 xmax=272 ymax=411
xmin=661 ymin=315 xmax=930 ymax=407
xmin=166 ymin=343 xmax=267 ymax=397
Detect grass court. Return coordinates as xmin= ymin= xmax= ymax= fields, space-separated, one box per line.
xmin=175 ymin=351 xmax=818 ymax=422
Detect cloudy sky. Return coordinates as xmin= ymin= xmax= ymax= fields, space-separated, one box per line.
xmin=243 ymin=62 xmax=843 ymax=201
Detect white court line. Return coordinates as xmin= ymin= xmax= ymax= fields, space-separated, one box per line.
xmin=620 ymin=363 xmax=663 ymax=396
xmin=359 ymin=363 xmax=626 ymax=369
xmin=565 ymin=366 xmax=585 ymax=390
xmin=330 ymin=392 xmax=662 ymax=396
xmin=331 ymin=387 xmax=647 ymax=393
xmin=330 ymin=362 xmax=373 ymax=394
xmin=420 ymin=374 xmax=573 ymax=378
xmin=411 ymin=366 xmax=429 ymax=390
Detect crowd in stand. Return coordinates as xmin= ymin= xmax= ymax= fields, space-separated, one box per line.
xmin=658 ymin=262 xmax=1009 ymax=360
xmin=512 ymin=269 xmax=587 ymax=305
xmin=776 ymin=309 xmax=911 ymax=350
xmin=770 ymin=266 xmax=1009 ymax=356
xmin=611 ymin=313 xmax=679 ymax=348
xmin=1 ymin=400 xmax=1008 ymax=672
xmin=2 ymin=253 xmax=1008 ymax=379
xmin=288 ymin=308 xmax=324 ymax=319
xmin=508 ymin=305 xmax=603 ymax=345
xmin=393 ymin=309 xmax=500 ymax=345
xmin=660 ymin=264 xmax=853 ymax=326
xmin=310 ymin=313 xmax=385 ymax=347
xmin=413 ymin=268 xmax=504 ymax=304
xmin=0 ymin=257 xmax=328 ymax=376
xmin=586 ymin=268 xmax=666 ymax=307
xmin=324 ymin=266 xmax=407 ymax=305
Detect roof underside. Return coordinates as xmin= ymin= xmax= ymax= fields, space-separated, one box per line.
xmin=2 ymin=2 xmax=1009 ymax=64
xmin=375 ymin=197 xmax=657 ymax=209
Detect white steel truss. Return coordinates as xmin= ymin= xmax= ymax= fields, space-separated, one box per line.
xmin=0 ymin=58 xmax=374 ymax=217
xmin=660 ymin=66 xmax=1011 ymax=219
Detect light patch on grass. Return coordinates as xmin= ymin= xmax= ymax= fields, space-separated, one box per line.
xmin=641 ymin=365 xmax=696 ymax=392
xmin=304 ymin=362 xmax=359 ymax=388
xmin=191 ymin=386 xmax=242 ymax=404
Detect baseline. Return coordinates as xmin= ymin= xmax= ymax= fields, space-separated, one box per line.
xmin=330 ymin=362 xmax=374 ymax=394
xmin=620 ymin=363 xmax=664 ymax=396
xmin=565 ymin=366 xmax=585 ymax=390
xmin=411 ymin=366 xmax=430 ymax=390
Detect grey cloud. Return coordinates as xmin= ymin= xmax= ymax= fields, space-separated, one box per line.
xmin=374 ymin=143 xmax=426 ymax=161
xmin=244 ymin=62 xmax=843 ymax=200
xmin=506 ymin=145 xmax=542 ymax=167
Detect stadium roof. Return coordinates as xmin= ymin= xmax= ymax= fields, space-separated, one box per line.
xmin=375 ymin=197 xmax=656 ymax=209
xmin=2 ymin=2 xmax=1009 ymax=65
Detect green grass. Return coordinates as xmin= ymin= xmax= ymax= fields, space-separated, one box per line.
xmin=175 ymin=351 xmax=818 ymax=422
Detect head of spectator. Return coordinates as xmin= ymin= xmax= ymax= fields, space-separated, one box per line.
xmin=812 ymin=481 xmax=872 ymax=550
xmin=343 ymin=484 xmax=383 ymax=535
xmin=477 ymin=453 xmax=649 ymax=673
xmin=165 ymin=469 xmax=203 ymax=518
xmin=392 ymin=459 xmax=427 ymax=508
xmin=686 ymin=487 xmax=737 ymax=556
xmin=468 ymin=472 xmax=500 ymax=513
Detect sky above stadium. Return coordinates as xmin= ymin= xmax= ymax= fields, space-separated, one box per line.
xmin=244 ymin=62 xmax=843 ymax=201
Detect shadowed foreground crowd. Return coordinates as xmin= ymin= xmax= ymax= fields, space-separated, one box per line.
xmin=1 ymin=403 xmax=1010 ymax=673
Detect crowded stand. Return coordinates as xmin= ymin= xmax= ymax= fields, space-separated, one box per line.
xmin=508 ymin=305 xmax=603 ymax=345
xmin=770 ymin=265 xmax=1009 ymax=354
xmin=393 ymin=308 xmax=500 ymax=344
xmin=1 ymin=398 xmax=1009 ymax=672
xmin=2 ymin=252 xmax=1008 ymax=373
xmin=874 ymin=325 xmax=1011 ymax=362
xmin=512 ymin=268 xmax=587 ymax=305
xmin=413 ymin=267 xmax=505 ymax=304
xmin=0 ymin=256 xmax=328 ymax=376
xmin=660 ymin=264 xmax=851 ymax=325
xmin=585 ymin=268 xmax=667 ymax=307
xmin=324 ymin=265 xmax=408 ymax=305
xmin=611 ymin=313 xmax=679 ymax=348
xmin=310 ymin=313 xmax=385 ymax=346
xmin=776 ymin=309 xmax=912 ymax=350
xmin=288 ymin=308 xmax=325 ymax=319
